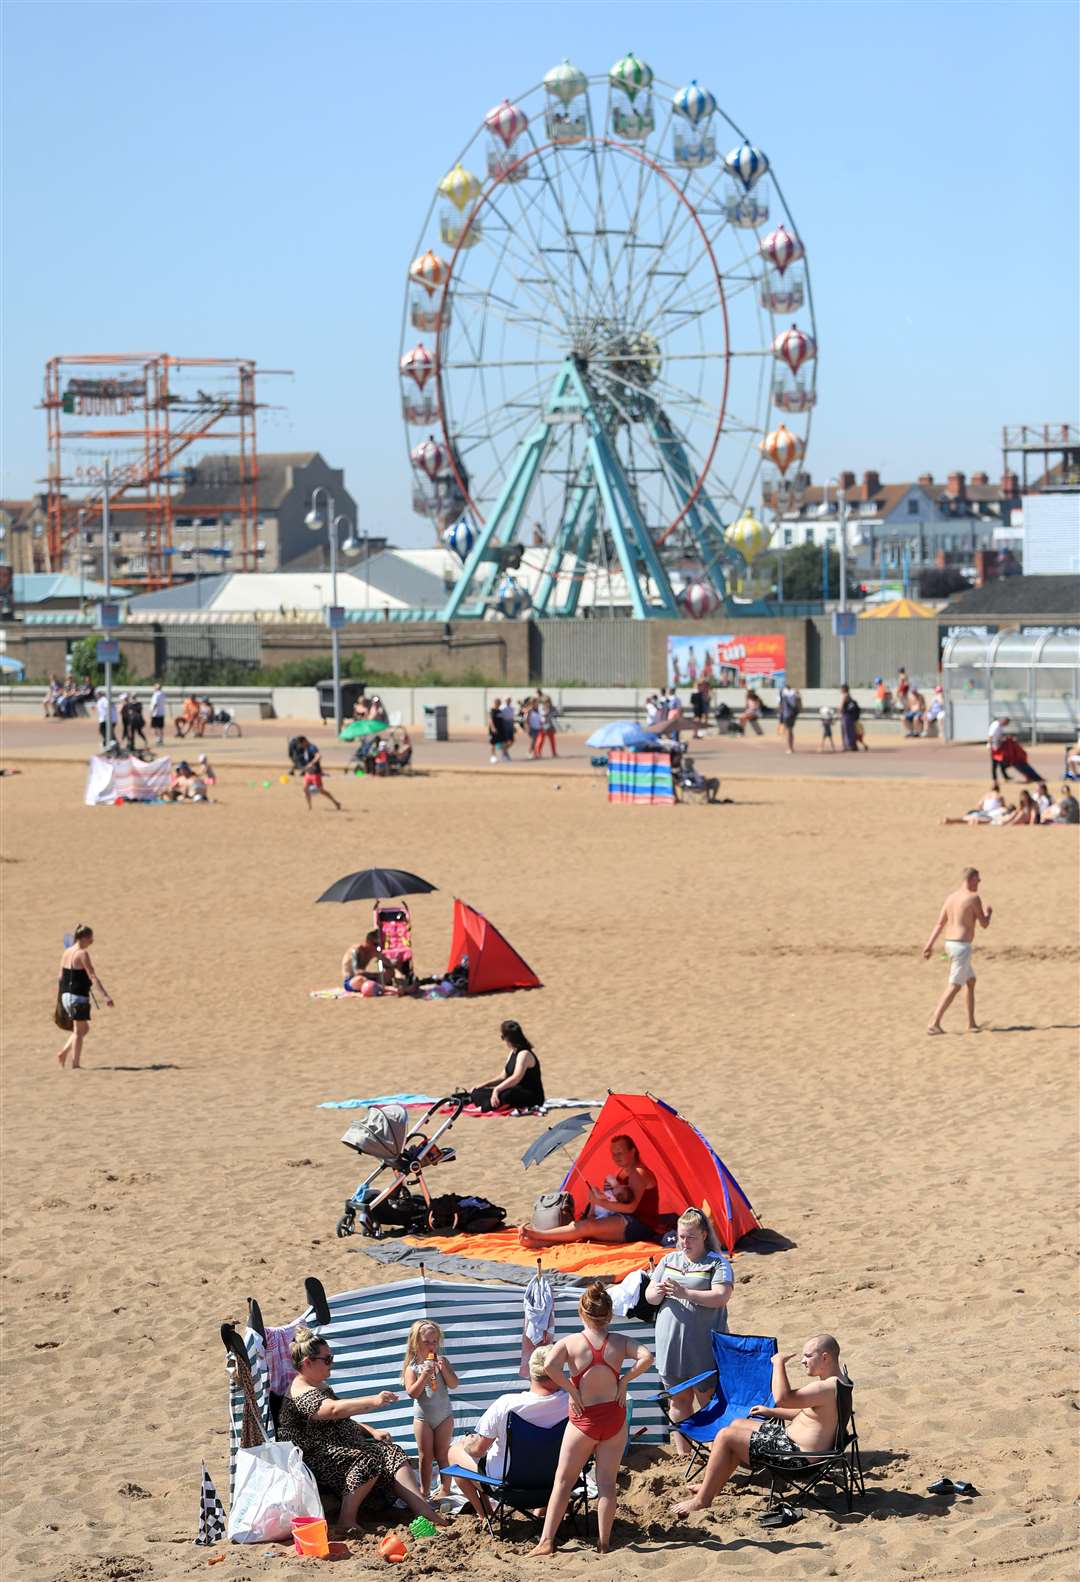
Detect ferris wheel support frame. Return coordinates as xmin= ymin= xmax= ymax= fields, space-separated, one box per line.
xmin=441 ymin=357 xmax=690 ymax=620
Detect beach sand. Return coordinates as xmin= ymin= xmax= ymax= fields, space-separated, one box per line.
xmin=1 ymin=760 xmax=1077 ymax=1581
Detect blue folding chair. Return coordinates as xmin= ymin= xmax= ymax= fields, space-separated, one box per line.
xmin=654 ymin=1331 xmax=777 ymax=1481
xmin=443 ymin=1411 xmax=591 ymax=1540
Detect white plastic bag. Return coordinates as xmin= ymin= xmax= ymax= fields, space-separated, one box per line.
xmin=227 ymin=1441 xmax=323 ymax=1543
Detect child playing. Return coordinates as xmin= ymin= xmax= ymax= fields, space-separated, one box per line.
xmin=818 ymin=705 xmax=836 ymax=752
xmin=403 ymin=1320 xmax=460 ymax=1500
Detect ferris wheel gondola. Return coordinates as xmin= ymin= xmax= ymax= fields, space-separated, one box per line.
xmin=398 ymin=53 xmax=818 ymax=617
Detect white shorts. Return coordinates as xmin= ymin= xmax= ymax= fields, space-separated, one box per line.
xmin=945 ymin=940 xmax=975 ymax=986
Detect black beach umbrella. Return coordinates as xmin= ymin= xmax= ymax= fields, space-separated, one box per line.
xmin=316 ymin=868 xmax=438 ymax=904
xmin=521 ymin=1111 xmax=594 ymax=1170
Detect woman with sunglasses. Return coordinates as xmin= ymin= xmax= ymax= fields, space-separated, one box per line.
xmin=278 ymin=1328 xmax=448 ymax=1537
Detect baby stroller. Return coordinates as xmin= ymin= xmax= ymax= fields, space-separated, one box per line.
xmin=336 ymin=1097 xmax=466 ymax=1238
xmin=374 ymin=899 xmax=414 ymax=981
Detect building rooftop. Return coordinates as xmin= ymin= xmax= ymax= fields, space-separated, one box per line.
xmin=941 ymin=575 xmax=1080 ymax=618
xmin=13 ymin=573 xmax=115 ymax=604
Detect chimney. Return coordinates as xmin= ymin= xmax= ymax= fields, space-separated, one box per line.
xmin=861 ymin=469 xmax=881 ymax=500
xmin=971 ymin=470 xmax=989 ymax=486
xmin=838 ymin=470 xmax=856 ymax=490
xmin=1000 ymin=468 xmax=1019 ymax=497
xmin=945 ymin=471 xmax=967 ymax=499
xmin=917 ymin=472 xmax=934 ymax=487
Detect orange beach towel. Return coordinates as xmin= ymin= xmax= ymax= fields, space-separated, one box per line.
xmin=406 ymin=1228 xmax=739 ymax=1279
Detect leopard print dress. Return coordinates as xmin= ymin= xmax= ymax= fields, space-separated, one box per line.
xmin=278 ymin=1385 xmax=408 ymax=1495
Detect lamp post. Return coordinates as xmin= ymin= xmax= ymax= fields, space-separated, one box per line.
xmin=837 ymin=482 xmax=850 ymax=687
xmin=305 ymin=490 xmax=360 ymax=737
xmin=102 ymin=460 xmax=115 ymax=752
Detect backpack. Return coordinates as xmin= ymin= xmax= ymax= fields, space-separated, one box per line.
xmin=426 ymin=1193 xmax=506 ymax=1235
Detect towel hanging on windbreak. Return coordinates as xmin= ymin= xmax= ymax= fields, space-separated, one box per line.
xmin=520 ymin=1268 xmax=555 ymax=1375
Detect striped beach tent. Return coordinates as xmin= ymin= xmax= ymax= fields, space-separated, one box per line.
xmin=227 ymin=1275 xmax=668 ymax=1498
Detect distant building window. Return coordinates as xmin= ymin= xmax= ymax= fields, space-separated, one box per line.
xmin=804 ymin=528 xmax=815 ymax=545
xmin=827 ymin=528 xmax=836 ymax=544
xmin=783 ymin=528 xmax=794 ymax=547
xmin=907 ymin=498 xmax=920 ymax=515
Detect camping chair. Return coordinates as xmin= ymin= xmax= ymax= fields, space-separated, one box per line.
xmin=654 ymin=1331 xmax=776 ymax=1482
xmin=443 ymin=1411 xmax=591 ymax=1540
xmin=756 ymin=1378 xmax=865 ymax=1515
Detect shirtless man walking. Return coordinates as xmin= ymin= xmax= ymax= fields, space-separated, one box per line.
xmin=673 ymin=1335 xmax=848 ymax=1517
xmin=923 ymin=866 xmax=992 ymax=1034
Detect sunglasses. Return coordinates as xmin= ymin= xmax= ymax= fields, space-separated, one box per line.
xmin=312 ymin=1350 xmax=333 ymax=1365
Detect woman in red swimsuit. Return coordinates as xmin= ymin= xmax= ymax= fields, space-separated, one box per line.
xmin=528 ymin=1283 xmax=654 ymax=1557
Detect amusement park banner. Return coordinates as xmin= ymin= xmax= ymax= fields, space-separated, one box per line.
xmin=667 ymin=633 xmax=787 ymax=689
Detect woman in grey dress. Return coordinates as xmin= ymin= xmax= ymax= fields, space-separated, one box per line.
xmin=645 ymin=1208 xmax=734 ymax=1453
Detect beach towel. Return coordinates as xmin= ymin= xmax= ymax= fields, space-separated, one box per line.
xmin=354 ymin=1242 xmax=589 ymax=1289
xmin=319 ymin=1093 xmax=600 ymax=1116
xmin=521 ymin=1268 xmax=555 ymax=1374
xmin=403 ymin=1228 xmax=677 ymax=1279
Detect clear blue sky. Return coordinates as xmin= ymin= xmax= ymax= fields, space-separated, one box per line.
xmin=3 ymin=0 xmax=1077 ymax=545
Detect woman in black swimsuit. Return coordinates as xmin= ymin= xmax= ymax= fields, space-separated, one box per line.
xmin=470 ymin=1021 xmax=545 ymax=1112
xmin=56 ymin=924 xmax=113 ymax=1069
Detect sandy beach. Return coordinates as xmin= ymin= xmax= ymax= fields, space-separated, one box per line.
xmin=1 ymin=748 xmax=1077 ymax=1582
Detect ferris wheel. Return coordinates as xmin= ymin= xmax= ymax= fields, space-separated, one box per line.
xmin=398 ymin=53 xmax=817 ymax=619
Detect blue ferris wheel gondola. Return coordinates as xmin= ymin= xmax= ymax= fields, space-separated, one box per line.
xmin=443 ymin=516 xmax=476 ymax=562
xmin=496 ymin=575 xmax=529 ymax=618
xmin=724 ymin=140 xmax=769 ymax=191
xmin=672 ymin=80 xmax=716 ymax=126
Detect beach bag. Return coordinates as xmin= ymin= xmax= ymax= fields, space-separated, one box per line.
xmin=227 ymin=1441 xmax=323 ymax=1544
xmin=53 ymin=993 xmax=74 ymax=1032
xmin=532 ymin=1190 xmax=574 ymax=1230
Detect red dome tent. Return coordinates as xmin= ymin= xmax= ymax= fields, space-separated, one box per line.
xmin=447 ymin=898 xmax=542 ymax=996
xmin=564 ymin=1092 xmax=758 ymax=1252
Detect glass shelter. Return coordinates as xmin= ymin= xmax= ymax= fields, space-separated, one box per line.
xmin=942 ymin=629 xmax=1080 ymax=742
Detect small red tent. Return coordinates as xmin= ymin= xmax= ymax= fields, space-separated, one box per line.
xmin=564 ymin=1092 xmax=758 ymax=1252
xmin=447 ymin=899 xmax=542 ymax=996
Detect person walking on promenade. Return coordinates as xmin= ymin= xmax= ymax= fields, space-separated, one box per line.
xmin=923 ymin=867 xmax=992 ymax=1034
xmin=839 ymin=686 xmax=861 ymax=752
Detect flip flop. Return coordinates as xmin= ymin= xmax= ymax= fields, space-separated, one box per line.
xmin=758 ymin=1504 xmax=801 ymax=1530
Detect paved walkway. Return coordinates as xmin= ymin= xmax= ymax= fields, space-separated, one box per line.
xmin=0 ymin=714 xmax=1026 ymax=783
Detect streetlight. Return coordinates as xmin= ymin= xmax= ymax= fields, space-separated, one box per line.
xmin=305 ymin=489 xmax=359 ymax=736
xmin=836 ymin=481 xmax=850 ymax=687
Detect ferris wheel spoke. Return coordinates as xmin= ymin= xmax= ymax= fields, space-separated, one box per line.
xmin=455 ymin=285 xmax=568 ymax=354
xmin=620 ymin=162 xmax=705 ymax=329
xmin=496 ymin=142 xmax=589 ymax=330
xmin=519 ymin=131 xmax=595 ymax=328
xmin=465 ymin=218 xmax=570 ymax=326
xmin=480 ymin=185 xmax=578 ymax=329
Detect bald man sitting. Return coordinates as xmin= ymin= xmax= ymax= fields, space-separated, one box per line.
xmin=673 ymin=1335 xmax=849 ymax=1517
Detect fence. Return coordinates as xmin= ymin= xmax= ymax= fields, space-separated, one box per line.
xmin=807 ymin=616 xmax=940 ymax=689
xmin=158 ymin=623 xmax=262 ymax=682
xmin=531 ymin=618 xmax=652 ymax=685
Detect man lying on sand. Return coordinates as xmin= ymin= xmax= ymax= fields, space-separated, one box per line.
xmin=922 ymin=866 xmax=992 ymax=1035
xmin=672 ymin=1335 xmax=847 ymax=1517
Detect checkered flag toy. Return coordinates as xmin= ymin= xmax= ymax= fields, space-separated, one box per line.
xmin=194 ymin=1462 xmax=226 ymax=1545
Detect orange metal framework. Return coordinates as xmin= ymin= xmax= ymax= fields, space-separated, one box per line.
xmin=42 ymin=353 xmax=264 ymax=586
